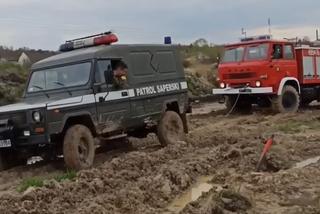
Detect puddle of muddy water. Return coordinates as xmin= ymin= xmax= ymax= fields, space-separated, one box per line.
xmin=293 ymin=156 xmax=320 ymax=169
xmin=166 ymin=176 xmax=216 ymax=213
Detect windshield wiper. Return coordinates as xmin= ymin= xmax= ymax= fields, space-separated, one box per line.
xmin=53 ymin=81 xmax=72 ymax=96
xmin=31 ymin=85 xmax=50 ymax=98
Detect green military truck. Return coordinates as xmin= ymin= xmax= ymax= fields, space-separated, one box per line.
xmin=0 ymin=33 xmax=190 ymax=171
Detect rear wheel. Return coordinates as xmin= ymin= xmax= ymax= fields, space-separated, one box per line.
xmin=272 ymin=85 xmax=300 ymax=113
xmin=63 ymin=125 xmax=95 ymax=170
xmin=157 ymin=111 xmax=186 ymax=146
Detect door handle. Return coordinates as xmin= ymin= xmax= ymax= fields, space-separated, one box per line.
xmin=122 ymin=91 xmax=128 ymax=97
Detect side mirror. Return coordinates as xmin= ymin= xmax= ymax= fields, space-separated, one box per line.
xmin=216 ymin=56 xmax=221 ymax=64
xmin=104 ymin=66 xmax=113 ymax=83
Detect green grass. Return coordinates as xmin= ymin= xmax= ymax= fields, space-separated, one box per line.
xmin=17 ymin=170 xmax=77 ymax=193
xmin=54 ymin=170 xmax=77 ymax=182
xmin=17 ymin=177 xmax=44 ymax=193
xmin=275 ymin=120 xmax=320 ymax=134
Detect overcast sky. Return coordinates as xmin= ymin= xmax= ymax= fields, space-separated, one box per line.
xmin=0 ymin=0 xmax=319 ymax=50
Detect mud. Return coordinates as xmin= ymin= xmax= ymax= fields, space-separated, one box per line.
xmin=0 ymin=104 xmax=320 ymax=213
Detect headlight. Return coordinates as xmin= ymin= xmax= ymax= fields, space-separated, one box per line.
xmin=32 ymin=111 xmax=42 ymax=122
xmin=220 ymin=82 xmax=226 ymax=89
xmin=255 ymin=81 xmax=261 ymax=87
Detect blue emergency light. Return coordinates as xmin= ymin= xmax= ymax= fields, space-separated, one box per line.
xmin=164 ymin=36 xmax=172 ymax=44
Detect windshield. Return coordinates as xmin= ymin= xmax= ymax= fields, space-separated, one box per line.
xmin=28 ymin=62 xmax=91 ymax=93
xmin=222 ymin=47 xmax=244 ymax=63
xmin=245 ymin=44 xmax=269 ymax=60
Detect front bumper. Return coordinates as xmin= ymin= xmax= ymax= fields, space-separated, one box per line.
xmin=212 ymin=87 xmax=273 ymax=95
xmin=0 ymin=123 xmax=47 ymax=150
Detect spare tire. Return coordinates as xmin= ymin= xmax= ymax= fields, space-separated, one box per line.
xmin=157 ymin=111 xmax=186 ymax=146
xmin=63 ymin=125 xmax=95 ymax=170
xmin=272 ymin=85 xmax=300 ymax=113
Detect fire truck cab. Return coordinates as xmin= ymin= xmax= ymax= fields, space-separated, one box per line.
xmin=213 ymin=35 xmax=320 ymax=113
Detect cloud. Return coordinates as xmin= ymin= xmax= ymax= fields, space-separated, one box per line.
xmin=0 ymin=0 xmax=319 ymax=50
xmin=249 ymin=25 xmax=318 ymax=41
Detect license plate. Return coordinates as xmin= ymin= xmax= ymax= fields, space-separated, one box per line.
xmin=0 ymin=139 xmax=11 ymax=148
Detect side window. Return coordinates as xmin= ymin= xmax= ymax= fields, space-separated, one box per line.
xmin=284 ymin=45 xmax=294 ymax=59
xmin=130 ymin=52 xmax=154 ymax=76
xmin=96 ymin=60 xmax=112 ymax=85
xmin=272 ymin=44 xmax=283 ymax=59
xmin=156 ymin=51 xmax=176 ymax=73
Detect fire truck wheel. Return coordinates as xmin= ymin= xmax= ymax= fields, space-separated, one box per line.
xmin=225 ymin=95 xmax=237 ymax=112
xmin=272 ymin=85 xmax=300 ymax=113
xmin=225 ymin=95 xmax=252 ymax=113
xmin=157 ymin=111 xmax=186 ymax=147
xmin=63 ymin=125 xmax=95 ymax=171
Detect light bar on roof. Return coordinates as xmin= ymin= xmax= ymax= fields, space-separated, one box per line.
xmin=241 ymin=35 xmax=272 ymax=42
xmin=59 ymin=32 xmax=118 ymax=52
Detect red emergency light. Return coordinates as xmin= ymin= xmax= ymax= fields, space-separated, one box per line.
xmin=59 ymin=32 xmax=118 ymax=52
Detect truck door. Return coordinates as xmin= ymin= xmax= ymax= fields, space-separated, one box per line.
xmin=271 ymin=43 xmax=297 ymax=79
xmin=94 ymin=59 xmax=132 ymax=134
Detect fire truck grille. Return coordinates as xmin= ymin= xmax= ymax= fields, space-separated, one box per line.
xmin=223 ymin=72 xmax=256 ymax=80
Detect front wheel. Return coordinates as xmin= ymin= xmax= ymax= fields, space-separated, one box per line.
xmin=272 ymin=85 xmax=300 ymax=113
xmin=157 ymin=111 xmax=186 ymax=147
xmin=63 ymin=125 xmax=95 ymax=170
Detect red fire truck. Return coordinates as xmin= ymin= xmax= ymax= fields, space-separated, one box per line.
xmin=213 ymin=35 xmax=320 ymax=113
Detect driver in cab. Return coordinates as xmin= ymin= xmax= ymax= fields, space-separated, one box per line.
xmin=113 ymin=61 xmax=128 ymax=89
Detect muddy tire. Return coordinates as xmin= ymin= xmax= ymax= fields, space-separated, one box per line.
xmin=157 ymin=111 xmax=186 ymax=146
xmin=225 ymin=95 xmax=237 ymax=112
xmin=272 ymin=85 xmax=300 ymax=113
xmin=63 ymin=125 xmax=95 ymax=170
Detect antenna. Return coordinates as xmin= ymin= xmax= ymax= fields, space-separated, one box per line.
xmin=241 ymin=28 xmax=247 ymax=38
xmin=268 ymin=18 xmax=271 ymax=35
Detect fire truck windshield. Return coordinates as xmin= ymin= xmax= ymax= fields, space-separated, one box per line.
xmin=222 ymin=47 xmax=244 ymax=63
xmin=245 ymin=44 xmax=269 ymax=61
xmin=222 ymin=43 xmax=270 ymax=63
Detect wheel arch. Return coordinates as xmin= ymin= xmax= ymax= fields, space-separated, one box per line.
xmin=61 ymin=112 xmax=97 ymax=137
xmin=162 ymin=99 xmax=188 ymax=133
xmin=162 ymin=99 xmax=181 ymax=114
xmin=278 ymin=77 xmax=301 ymax=95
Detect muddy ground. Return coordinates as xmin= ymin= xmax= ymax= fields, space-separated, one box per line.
xmin=0 ymin=103 xmax=320 ymax=214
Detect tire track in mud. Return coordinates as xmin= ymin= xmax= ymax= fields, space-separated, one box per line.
xmin=0 ymin=107 xmax=320 ymax=213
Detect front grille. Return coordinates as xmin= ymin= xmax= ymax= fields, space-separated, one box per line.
xmin=223 ymin=72 xmax=256 ymax=80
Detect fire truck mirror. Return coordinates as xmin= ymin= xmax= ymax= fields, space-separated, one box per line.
xmin=216 ymin=56 xmax=221 ymax=64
